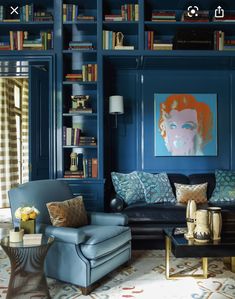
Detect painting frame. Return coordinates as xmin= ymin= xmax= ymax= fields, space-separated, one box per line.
xmin=154 ymin=93 xmax=217 ymax=157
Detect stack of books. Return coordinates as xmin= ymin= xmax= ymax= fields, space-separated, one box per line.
xmin=151 ymin=11 xmax=176 ymax=22
xmin=65 ymin=73 xmax=83 ymax=81
xmin=77 ymin=15 xmax=95 ymax=21
xmin=33 ymin=11 xmax=53 ymax=22
xmin=224 ymin=39 xmax=235 ymax=51
xmin=23 ymin=233 xmax=42 ymax=245
xmin=9 ymin=31 xmax=53 ymax=50
xmin=213 ymin=11 xmax=235 ymax=22
xmin=104 ymin=15 xmax=123 ymax=21
xmin=0 ymin=42 xmax=10 ymax=50
xmin=181 ymin=10 xmax=209 ymax=22
xmin=79 ymin=136 xmax=97 ymax=146
xmin=68 ymin=41 xmax=94 ymax=50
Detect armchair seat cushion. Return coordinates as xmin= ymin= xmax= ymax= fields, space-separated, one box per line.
xmin=80 ymin=225 xmax=131 ymax=260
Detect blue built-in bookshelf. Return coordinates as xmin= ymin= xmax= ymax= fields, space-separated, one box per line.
xmin=1 ymin=0 xmax=235 ymax=211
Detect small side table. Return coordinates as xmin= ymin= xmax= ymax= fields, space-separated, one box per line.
xmin=1 ymin=235 xmax=54 ymax=299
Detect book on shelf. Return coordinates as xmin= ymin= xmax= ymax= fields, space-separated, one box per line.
xmin=68 ymin=41 xmax=94 ymax=50
xmin=114 ymin=45 xmax=134 ymax=50
xmin=64 ymin=156 xmax=98 ymax=179
xmin=69 ymin=108 xmax=93 ymax=113
xmin=121 ymin=4 xmax=139 ymax=21
xmin=105 ymin=15 xmax=123 ymax=21
xmin=77 ymin=15 xmax=95 ymax=21
xmin=23 ymin=233 xmax=42 ymax=245
xmin=151 ymin=10 xmax=176 ymax=22
xmin=65 ymin=65 xmax=97 ymax=82
xmin=213 ymin=12 xmax=235 ymax=22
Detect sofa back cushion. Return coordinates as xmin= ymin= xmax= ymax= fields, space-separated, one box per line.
xmin=210 ymin=170 xmax=235 ymax=202
xmin=167 ymin=174 xmax=189 ymax=196
xmin=188 ymin=173 xmax=215 ymax=199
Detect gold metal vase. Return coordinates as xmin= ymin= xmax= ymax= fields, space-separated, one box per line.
xmin=20 ymin=219 xmax=35 ymax=234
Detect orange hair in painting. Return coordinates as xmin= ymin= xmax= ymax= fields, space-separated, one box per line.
xmin=159 ymin=94 xmax=213 ymax=144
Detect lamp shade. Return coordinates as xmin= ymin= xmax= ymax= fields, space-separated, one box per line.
xmin=109 ymin=95 xmax=124 ymax=114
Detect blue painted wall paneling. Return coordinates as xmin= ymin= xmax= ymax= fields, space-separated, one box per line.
xmin=111 ymin=68 xmax=234 ymax=174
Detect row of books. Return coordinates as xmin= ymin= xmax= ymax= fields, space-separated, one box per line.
xmin=105 ymin=4 xmax=139 ymax=21
xmin=103 ymin=31 xmax=134 ymax=50
xmin=68 ymin=41 xmax=94 ymax=50
xmin=63 ymin=4 xmax=95 ymax=22
xmin=151 ymin=10 xmax=235 ymax=23
xmin=214 ymin=31 xmax=235 ymax=51
xmin=63 ymin=127 xmax=96 ymax=146
xmin=64 ymin=156 xmax=98 ymax=178
xmin=0 ymin=5 xmax=53 ymax=22
xmin=65 ymin=64 xmax=97 ymax=82
xmin=151 ymin=10 xmax=176 ymax=22
xmin=0 ymin=31 xmax=53 ymax=51
xmin=145 ymin=31 xmax=173 ymax=50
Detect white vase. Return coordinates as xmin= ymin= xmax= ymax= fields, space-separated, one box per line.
xmin=193 ymin=209 xmax=210 ymax=243
xmin=208 ymin=207 xmax=222 ymax=241
xmin=184 ymin=199 xmax=197 ymax=240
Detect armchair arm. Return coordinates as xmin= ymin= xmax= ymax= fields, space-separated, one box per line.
xmin=89 ymin=212 xmax=128 ymax=226
xmin=43 ymin=225 xmax=86 ymax=245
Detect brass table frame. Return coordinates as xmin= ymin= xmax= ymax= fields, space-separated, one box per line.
xmin=165 ymin=236 xmax=235 ymax=279
xmin=165 ymin=236 xmax=208 ymax=279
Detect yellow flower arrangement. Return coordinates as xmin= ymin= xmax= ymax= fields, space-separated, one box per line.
xmin=15 ymin=206 xmax=40 ymax=222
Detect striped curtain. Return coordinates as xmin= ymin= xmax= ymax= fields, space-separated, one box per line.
xmin=0 ymin=78 xmax=19 ymax=208
xmin=15 ymin=79 xmax=29 ymax=184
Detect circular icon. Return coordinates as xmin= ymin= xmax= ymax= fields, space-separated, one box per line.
xmin=187 ymin=6 xmax=199 ymax=17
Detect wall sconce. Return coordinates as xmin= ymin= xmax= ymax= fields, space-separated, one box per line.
xmin=109 ymin=95 xmax=124 ymax=128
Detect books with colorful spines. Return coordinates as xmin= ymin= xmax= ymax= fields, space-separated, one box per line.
xmin=65 ymin=73 xmax=83 ymax=81
xmin=23 ymin=233 xmax=42 ymax=245
xmin=64 ymin=170 xmax=84 ymax=178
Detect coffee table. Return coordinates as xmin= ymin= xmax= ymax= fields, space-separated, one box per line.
xmin=1 ymin=235 xmax=54 ymax=299
xmin=164 ymin=228 xmax=235 ymax=279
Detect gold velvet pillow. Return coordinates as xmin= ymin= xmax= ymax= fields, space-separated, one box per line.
xmin=174 ymin=183 xmax=208 ymax=204
xmin=46 ymin=196 xmax=88 ymax=227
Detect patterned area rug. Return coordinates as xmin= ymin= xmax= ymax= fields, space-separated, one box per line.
xmin=1 ymin=249 xmax=235 ymax=299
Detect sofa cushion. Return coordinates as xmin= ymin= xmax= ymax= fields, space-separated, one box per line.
xmin=80 ymin=225 xmax=131 ymax=260
xmin=188 ymin=173 xmax=215 ymax=199
xmin=175 ymin=183 xmax=208 ymax=204
xmin=210 ymin=170 xmax=235 ymax=202
xmin=137 ymin=172 xmax=176 ymax=203
xmin=111 ymin=171 xmax=145 ymax=205
xmin=168 ymin=173 xmax=189 ymax=196
xmin=46 ymin=196 xmax=88 ymax=227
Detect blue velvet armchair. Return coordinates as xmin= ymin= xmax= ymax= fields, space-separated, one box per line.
xmin=8 ymin=180 xmax=132 ymax=295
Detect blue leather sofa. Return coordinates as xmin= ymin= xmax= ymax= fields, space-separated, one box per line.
xmin=110 ymin=173 xmax=235 ymax=249
xmin=9 ymin=180 xmax=132 ymax=295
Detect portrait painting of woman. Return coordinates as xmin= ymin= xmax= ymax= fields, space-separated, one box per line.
xmin=154 ymin=93 xmax=217 ymax=156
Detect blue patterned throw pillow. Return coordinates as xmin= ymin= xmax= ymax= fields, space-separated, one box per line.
xmin=137 ymin=172 xmax=175 ymax=203
xmin=210 ymin=170 xmax=235 ymax=202
xmin=111 ymin=171 xmax=145 ymax=205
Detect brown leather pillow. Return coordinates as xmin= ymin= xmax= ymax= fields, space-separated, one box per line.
xmin=46 ymin=196 xmax=88 ymax=227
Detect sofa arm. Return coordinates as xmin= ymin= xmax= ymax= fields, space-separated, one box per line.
xmin=44 ymin=225 xmax=86 ymax=245
xmin=89 ymin=212 xmax=128 ymax=226
xmin=110 ymin=197 xmax=125 ymax=212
